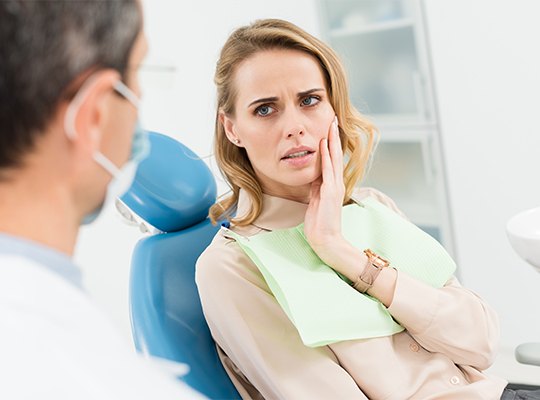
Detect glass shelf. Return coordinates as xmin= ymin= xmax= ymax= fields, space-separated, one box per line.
xmin=318 ymin=0 xmax=454 ymax=254
xmin=329 ymin=18 xmax=414 ymax=38
xmin=362 ymin=141 xmax=440 ymax=228
xmin=375 ymin=125 xmax=434 ymax=143
xmin=323 ymin=0 xmax=411 ymax=31
xmin=330 ymin=26 xmax=422 ymax=118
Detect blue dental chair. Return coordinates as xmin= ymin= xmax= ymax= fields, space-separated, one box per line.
xmin=118 ymin=132 xmax=240 ymax=399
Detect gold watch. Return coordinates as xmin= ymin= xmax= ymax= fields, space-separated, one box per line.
xmin=352 ymin=249 xmax=390 ymax=293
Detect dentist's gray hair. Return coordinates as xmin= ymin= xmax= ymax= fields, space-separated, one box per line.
xmin=0 ymin=0 xmax=141 ymax=172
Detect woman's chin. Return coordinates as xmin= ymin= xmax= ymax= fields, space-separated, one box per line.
xmin=283 ymin=171 xmax=321 ymax=188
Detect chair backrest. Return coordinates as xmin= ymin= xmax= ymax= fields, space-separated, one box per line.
xmin=121 ymin=132 xmax=240 ymax=399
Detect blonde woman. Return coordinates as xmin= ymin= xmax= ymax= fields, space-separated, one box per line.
xmin=196 ymin=19 xmax=527 ymax=399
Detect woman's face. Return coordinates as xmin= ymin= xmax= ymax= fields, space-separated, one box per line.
xmin=222 ymin=49 xmax=336 ymax=202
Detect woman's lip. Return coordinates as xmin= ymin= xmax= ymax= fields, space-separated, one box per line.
xmin=280 ymin=151 xmax=315 ymax=167
xmin=281 ymin=149 xmax=315 ymax=160
xmin=281 ymin=146 xmax=315 ymax=159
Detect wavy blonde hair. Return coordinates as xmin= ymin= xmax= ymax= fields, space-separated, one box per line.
xmin=209 ymin=19 xmax=377 ymax=226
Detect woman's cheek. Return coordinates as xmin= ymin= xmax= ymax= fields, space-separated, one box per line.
xmin=315 ymin=107 xmax=335 ymax=138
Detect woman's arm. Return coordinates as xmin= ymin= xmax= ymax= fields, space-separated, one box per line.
xmin=302 ymin=120 xmax=499 ymax=370
xmin=303 ymin=121 xmax=398 ymax=306
xmin=343 ymin=189 xmax=500 ymax=369
xmin=310 ymin=206 xmax=499 ymax=370
xmin=387 ymin=273 xmax=500 ymax=370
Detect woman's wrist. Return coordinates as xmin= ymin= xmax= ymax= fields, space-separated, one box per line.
xmin=311 ymin=236 xmax=365 ymax=280
xmin=313 ymin=237 xmax=398 ymax=307
xmin=367 ymin=267 xmax=397 ymax=307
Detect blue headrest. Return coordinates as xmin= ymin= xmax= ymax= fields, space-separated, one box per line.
xmin=120 ymin=132 xmax=217 ymax=233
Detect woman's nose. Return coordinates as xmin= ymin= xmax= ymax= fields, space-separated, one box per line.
xmin=284 ymin=118 xmax=306 ymax=138
xmin=282 ymin=107 xmax=307 ymax=138
xmin=286 ymin=127 xmax=305 ymax=138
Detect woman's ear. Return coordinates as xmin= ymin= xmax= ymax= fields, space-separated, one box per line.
xmin=220 ymin=111 xmax=243 ymax=147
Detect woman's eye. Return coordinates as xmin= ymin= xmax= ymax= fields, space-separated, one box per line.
xmin=301 ymin=95 xmax=320 ymax=107
xmin=255 ymin=105 xmax=275 ymax=117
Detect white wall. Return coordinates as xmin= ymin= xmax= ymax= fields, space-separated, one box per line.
xmin=75 ymin=0 xmax=540 ymax=383
xmin=423 ymin=0 xmax=540 ymax=382
xmin=138 ymin=0 xmax=320 ymax=163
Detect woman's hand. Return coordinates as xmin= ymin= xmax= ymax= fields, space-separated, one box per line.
xmin=303 ymin=116 xmax=397 ymax=305
xmin=304 ymin=116 xmax=350 ymax=268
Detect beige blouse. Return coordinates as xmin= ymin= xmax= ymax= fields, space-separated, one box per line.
xmin=196 ymin=187 xmax=508 ymax=399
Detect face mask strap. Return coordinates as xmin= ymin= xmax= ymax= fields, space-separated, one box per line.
xmin=93 ymin=151 xmax=123 ymax=177
xmin=113 ymin=80 xmax=140 ymax=108
xmin=65 ymin=73 xmax=142 ymax=180
xmin=64 ymin=72 xmax=104 ymax=140
xmin=93 ymin=80 xmax=143 ymax=178
xmin=65 ymin=74 xmax=140 ymax=141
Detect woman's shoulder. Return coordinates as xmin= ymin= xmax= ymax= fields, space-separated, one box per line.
xmin=196 ymin=229 xmax=241 ymax=271
xmin=197 ymin=223 xmax=263 ymax=265
xmin=352 ymin=186 xmax=398 ymax=209
xmin=196 ymin=227 xmax=267 ymax=291
xmin=351 ymin=186 xmax=406 ymax=218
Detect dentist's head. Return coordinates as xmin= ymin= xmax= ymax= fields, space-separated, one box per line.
xmin=0 ymin=0 xmax=148 ymax=253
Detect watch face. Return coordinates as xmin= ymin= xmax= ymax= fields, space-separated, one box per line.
xmin=364 ymin=249 xmax=389 ymax=269
xmin=373 ymin=258 xmax=388 ymax=269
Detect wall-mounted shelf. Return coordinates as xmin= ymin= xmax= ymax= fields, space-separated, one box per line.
xmin=318 ymin=0 xmax=455 ymax=254
xmin=330 ymin=18 xmax=414 ymax=38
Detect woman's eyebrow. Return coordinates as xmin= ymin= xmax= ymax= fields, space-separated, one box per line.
xmin=248 ymin=96 xmax=279 ymax=108
xmin=297 ymin=88 xmax=325 ymax=98
xmin=247 ymin=88 xmax=325 ymax=108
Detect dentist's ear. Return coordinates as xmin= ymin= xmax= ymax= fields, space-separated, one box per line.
xmin=220 ymin=111 xmax=243 ymax=147
xmin=64 ymin=70 xmax=121 ymax=154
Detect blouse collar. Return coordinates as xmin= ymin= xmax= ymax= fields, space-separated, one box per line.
xmin=236 ymin=189 xmax=309 ymax=231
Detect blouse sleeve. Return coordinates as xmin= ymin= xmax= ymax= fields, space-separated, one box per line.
xmin=387 ymin=273 xmax=500 ymax=370
xmin=196 ymin=233 xmax=368 ymax=400
xmin=356 ymin=187 xmax=500 ymax=370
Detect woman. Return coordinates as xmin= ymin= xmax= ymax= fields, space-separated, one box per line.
xmin=196 ymin=19 xmax=532 ymax=399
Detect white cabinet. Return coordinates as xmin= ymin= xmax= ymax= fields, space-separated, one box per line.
xmin=317 ymin=0 xmax=455 ymax=256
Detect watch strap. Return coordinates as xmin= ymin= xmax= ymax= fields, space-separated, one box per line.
xmin=353 ymin=249 xmax=390 ymax=293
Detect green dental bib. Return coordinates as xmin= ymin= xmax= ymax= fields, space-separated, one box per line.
xmin=225 ymin=197 xmax=456 ymax=347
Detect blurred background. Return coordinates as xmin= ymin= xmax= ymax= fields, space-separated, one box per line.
xmin=75 ymin=0 xmax=540 ymax=385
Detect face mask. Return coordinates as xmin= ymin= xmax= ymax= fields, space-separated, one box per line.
xmin=64 ymin=74 xmax=150 ymax=225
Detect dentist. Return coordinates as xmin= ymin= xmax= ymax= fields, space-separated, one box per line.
xmin=0 ymin=1 xmax=204 ymax=398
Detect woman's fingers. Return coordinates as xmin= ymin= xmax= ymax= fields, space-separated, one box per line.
xmin=320 ymin=135 xmax=333 ymax=186
xmin=309 ymin=177 xmax=322 ymax=208
xmin=330 ymin=117 xmax=344 ymax=183
xmin=318 ymin=115 xmax=345 ymax=202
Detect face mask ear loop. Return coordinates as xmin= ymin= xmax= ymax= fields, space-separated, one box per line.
xmin=93 ymin=152 xmax=122 ymax=177
xmin=64 ymin=72 xmax=127 ymax=179
xmin=64 ymin=100 xmax=79 ymax=141
xmin=113 ymin=80 xmax=139 ymax=108
xmin=63 ymin=73 xmax=104 ymax=140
